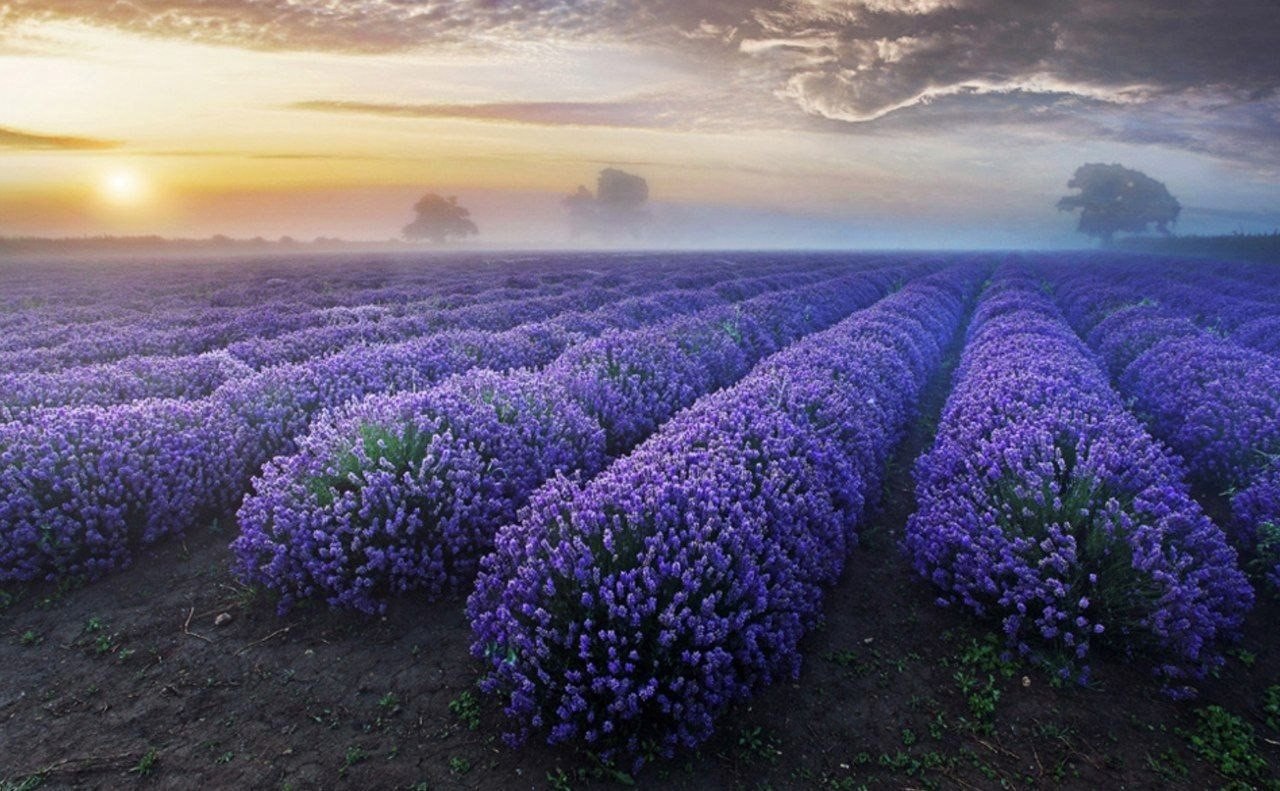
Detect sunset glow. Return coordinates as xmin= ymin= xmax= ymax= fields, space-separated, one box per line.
xmin=99 ymin=169 xmax=148 ymax=206
xmin=0 ymin=4 xmax=1277 ymax=246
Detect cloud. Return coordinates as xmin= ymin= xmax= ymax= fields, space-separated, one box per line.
xmin=5 ymin=1 xmax=1279 ymax=167
xmin=288 ymin=99 xmax=679 ymax=129
xmin=730 ymin=0 xmax=1280 ymax=167
xmin=0 ymin=1 xmax=655 ymax=53
xmin=0 ymin=125 xmax=118 ymax=150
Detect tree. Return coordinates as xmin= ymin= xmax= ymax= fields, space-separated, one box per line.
xmin=1057 ymin=163 xmax=1180 ymax=244
xmin=563 ymin=168 xmax=650 ymax=239
xmin=403 ymin=193 xmax=478 ymax=244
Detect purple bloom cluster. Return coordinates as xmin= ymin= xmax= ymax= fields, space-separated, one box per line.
xmin=1233 ymin=316 xmax=1280 ymax=357
xmin=231 ymin=266 xmax=914 ymax=613
xmin=0 ymin=255 xmax=669 ymax=375
xmin=906 ymin=267 xmax=1252 ymax=692
xmin=1050 ymin=268 xmax=1280 ymax=592
xmin=0 ymin=399 xmax=242 ymax=581
xmin=0 ymin=351 xmax=253 ymax=420
xmin=1119 ymin=337 xmax=1280 ymax=490
xmin=233 ymin=370 xmax=607 ymax=612
xmin=0 ymin=257 xmax=871 ymax=584
xmin=465 ymin=267 xmax=978 ymax=765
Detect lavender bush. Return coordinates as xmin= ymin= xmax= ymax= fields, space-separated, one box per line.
xmin=231 ymin=267 xmax=910 ymax=613
xmin=906 ymin=268 xmax=1252 ymax=693
xmin=465 ymin=267 xmax=977 ymax=766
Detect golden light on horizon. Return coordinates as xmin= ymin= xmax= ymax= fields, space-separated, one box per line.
xmin=99 ymin=168 xmax=148 ymax=206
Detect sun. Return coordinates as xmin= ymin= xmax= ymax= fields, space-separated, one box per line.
xmin=100 ymin=169 xmax=149 ymax=206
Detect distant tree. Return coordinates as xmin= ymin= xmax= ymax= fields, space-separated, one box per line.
xmin=564 ymin=168 xmax=650 ymax=239
xmin=403 ymin=193 xmax=479 ymax=244
xmin=1057 ymin=163 xmax=1181 ymax=244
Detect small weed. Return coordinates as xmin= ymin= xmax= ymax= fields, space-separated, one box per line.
xmin=1263 ymin=685 xmax=1280 ymax=732
xmin=130 ymin=748 xmax=159 ymax=778
xmin=214 ymin=751 xmax=234 ymax=766
xmin=950 ymin=635 xmax=1015 ymax=732
xmin=341 ymin=745 xmax=368 ymax=774
xmin=928 ymin=712 xmax=948 ymax=739
xmin=823 ymin=649 xmax=873 ymax=677
xmin=1227 ymin=647 xmax=1257 ymax=668
xmin=1183 ymin=705 xmax=1269 ymax=783
xmin=20 ymin=630 xmax=40 ymax=646
xmin=900 ymin=728 xmax=917 ymax=747
xmin=547 ymin=767 xmax=573 ymax=791
xmin=448 ymin=756 xmax=471 ymax=776
xmin=378 ymin=692 xmax=399 ymax=709
xmin=738 ymin=726 xmax=782 ymax=765
xmin=0 ymin=775 xmax=46 ymax=791
xmin=449 ymin=690 xmax=480 ymax=730
xmin=1145 ymin=749 xmax=1187 ymax=782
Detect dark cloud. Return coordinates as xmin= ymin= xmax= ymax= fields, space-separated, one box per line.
xmin=729 ymin=0 xmax=1280 ymax=165
xmin=0 ymin=125 xmax=118 ymax=150
xmin=739 ymin=1 xmax=1280 ymax=118
xmin=5 ymin=1 xmax=1278 ymax=166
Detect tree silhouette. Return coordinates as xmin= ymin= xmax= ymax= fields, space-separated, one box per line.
xmin=1057 ymin=163 xmax=1180 ymax=244
xmin=403 ymin=193 xmax=478 ymax=244
xmin=564 ymin=168 xmax=650 ymax=239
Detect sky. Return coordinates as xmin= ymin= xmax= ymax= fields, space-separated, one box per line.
xmin=1 ymin=0 xmax=1279 ymax=248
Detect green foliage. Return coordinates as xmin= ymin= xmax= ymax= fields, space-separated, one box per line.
xmin=1184 ymin=706 xmax=1269 ymax=783
xmin=1249 ymin=521 xmax=1280 ymax=592
xmin=737 ymin=726 xmax=781 ymax=764
xmin=448 ymin=756 xmax=471 ymax=775
xmin=1144 ymin=749 xmax=1188 ymax=783
xmin=547 ymin=768 xmax=573 ymax=791
xmin=449 ymin=690 xmax=480 ymax=730
xmin=306 ymin=422 xmax=430 ymax=507
xmin=130 ymin=748 xmax=159 ymax=778
xmin=0 ymin=776 xmax=45 ymax=791
xmin=1263 ymin=685 xmax=1280 ymax=733
xmin=338 ymin=745 xmax=368 ymax=777
xmin=950 ymin=635 xmax=1015 ymax=732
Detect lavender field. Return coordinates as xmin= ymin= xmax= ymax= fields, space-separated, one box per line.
xmin=2 ymin=251 xmax=1280 ymax=789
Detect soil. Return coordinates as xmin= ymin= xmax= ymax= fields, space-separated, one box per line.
xmin=3 ymin=322 xmax=1280 ymax=790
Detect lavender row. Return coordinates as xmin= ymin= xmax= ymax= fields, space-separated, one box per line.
xmin=230 ymin=265 xmax=917 ymax=614
xmin=223 ymin=264 xmax=841 ymax=370
xmin=0 ymin=265 xmax=885 ymax=584
xmin=1048 ymin=255 xmax=1280 ymax=358
xmin=0 ymin=262 xmax=814 ymax=414
xmin=0 ymin=252 xmax=597 ymax=333
xmin=0 ymin=252 xmax=826 ymax=361
xmin=0 ymin=257 xmax=838 ymax=402
xmin=905 ymin=268 xmax=1251 ymax=694
xmin=210 ymin=264 xmax=872 ymax=470
xmin=1051 ymin=270 xmax=1280 ymax=594
xmin=465 ymin=266 xmax=979 ymax=766
xmin=0 ymin=287 xmax=714 ymax=583
xmin=0 ymin=277 xmax=614 ymax=375
xmin=0 ymin=281 xmax=625 ymax=416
